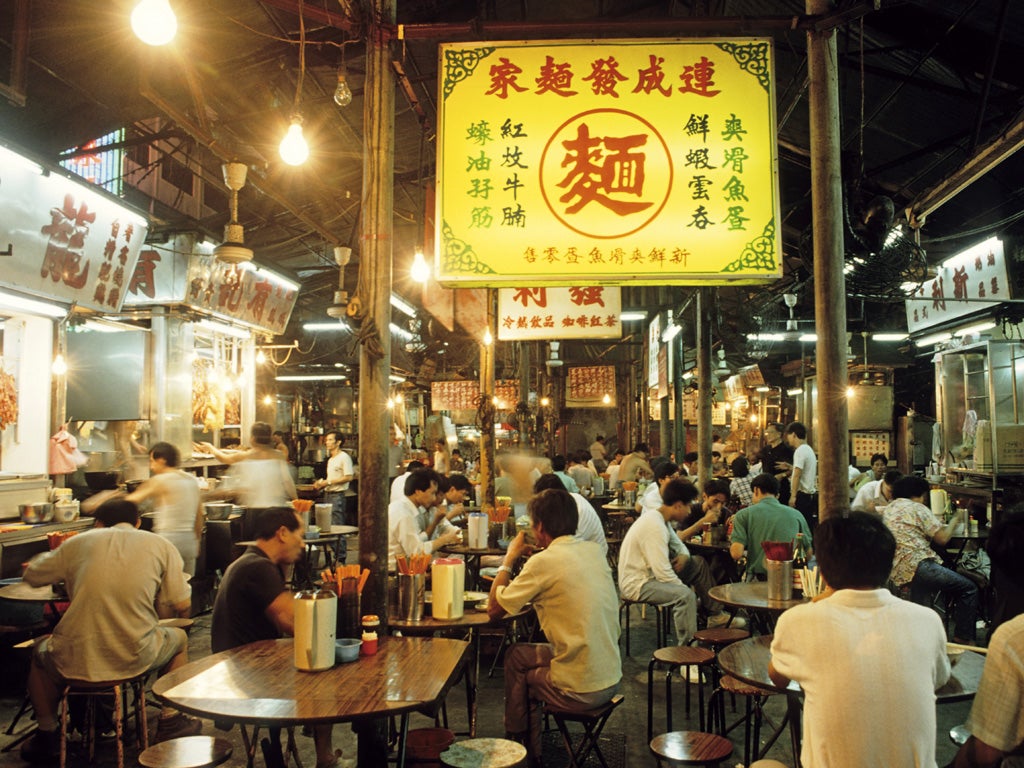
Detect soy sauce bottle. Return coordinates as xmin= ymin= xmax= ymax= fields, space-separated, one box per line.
xmin=792 ymin=532 xmax=808 ymax=598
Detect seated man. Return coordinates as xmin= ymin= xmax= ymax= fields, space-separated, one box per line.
xmin=883 ymin=475 xmax=978 ymax=644
xmin=850 ymin=468 xmax=900 ymax=514
xmin=488 ymin=488 xmax=620 ymax=767
xmin=618 ymin=478 xmax=700 ymax=644
xmin=388 ymin=468 xmax=460 ymax=570
xmin=211 ymin=508 xmax=337 ymax=768
xmin=534 ymin=474 xmax=606 ymax=556
xmin=729 ymin=473 xmax=812 ymax=580
xmin=769 ymin=512 xmax=950 ymax=768
xmin=20 ymin=499 xmax=199 ymax=762
xmin=637 ymin=461 xmax=679 ymax=515
xmin=953 ymin=612 xmax=1024 ymax=768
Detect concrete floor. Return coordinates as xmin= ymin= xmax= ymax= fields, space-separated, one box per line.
xmin=0 ymin=539 xmax=976 ymax=767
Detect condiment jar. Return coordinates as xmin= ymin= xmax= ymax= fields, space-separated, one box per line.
xmin=361 ymin=614 xmax=380 ymax=634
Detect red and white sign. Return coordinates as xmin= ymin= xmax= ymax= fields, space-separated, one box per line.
xmin=497 ymin=286 xmax=621 ymax=340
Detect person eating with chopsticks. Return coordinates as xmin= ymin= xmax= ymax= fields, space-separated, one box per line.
xmin=388 ymin=468 xmax=461 ymax=572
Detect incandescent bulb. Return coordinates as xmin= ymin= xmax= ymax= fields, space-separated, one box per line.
xmin=483 ymin=328 xmax=493 ymax=346
xmin=602 ymin=393 xmax=611 ymax=405
xmin=411 ymin=250 xmax=431 ymax=283
xmin=52 ymin=354 xmax=68 ymax=376
xmin=256 ymin=350 xmax=267 ymax=365
xmin=131 ymin=0 xmax=177 ymax=46
xmin=333 ymin=74 xmax=353 ymax=107
xmin=279 ymin=118 xmax=309 ymax=166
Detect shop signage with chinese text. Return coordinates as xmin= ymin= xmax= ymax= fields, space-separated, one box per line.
xmin=0 ymin=144 xmax=148 ymax=312
xmin=436 ymin=38 xmax=781 ymax=286
xmin=905 ymin=236 xmax=1011 ymax=334
xmin=123 ymin=237 xmax=298 ymax=336
xmin=566 ymin=365 xmax=616 ymax=407
xmin=497 ymin=286 xmax=621 ymax=340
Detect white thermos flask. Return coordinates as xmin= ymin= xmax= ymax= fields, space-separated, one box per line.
xmin=293 ymin=588 xmax=337 ymax=671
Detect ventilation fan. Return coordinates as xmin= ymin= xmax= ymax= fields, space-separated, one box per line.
xmin=546 ymin=341 xmax=563 ymax=368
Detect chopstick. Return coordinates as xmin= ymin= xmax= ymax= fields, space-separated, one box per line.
xmin=946 ymin=642 xmax=988 ymax=655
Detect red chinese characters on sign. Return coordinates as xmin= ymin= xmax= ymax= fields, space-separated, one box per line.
xmin=185 ymin=259 xmax=297 ymax=335
xmin=39 ymin=194 xmax=94 ymax=290
xmin=484 ymin=55 xmax=723 ymax=101
xmin=567 ymin=365 xmax=616 ymax=401
xmin=557 ymin=124 xmax=652 ymax=216
xmin=128 ymin=250 xmax=161 ymax=299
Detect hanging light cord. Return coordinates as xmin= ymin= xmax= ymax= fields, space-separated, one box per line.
xmin=292 ymin=0 xmax=306 ymax=113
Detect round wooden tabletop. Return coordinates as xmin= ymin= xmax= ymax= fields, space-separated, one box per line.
xmin=707 ymin=581 xmax=807 ymax=613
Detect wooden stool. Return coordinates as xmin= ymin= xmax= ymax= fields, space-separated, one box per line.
xmin=546 ymin=694 xmax=624 ymax=768
xmin=692 ymin=627 xmax=750 ymax=650
xmin=440 ymin=737 xmax=527 ymax=767
xmin=138 ymin=736 xmax=233 ymax=768
xmin=707 ymin=675 xmax=778 ymax=766
xmin=647 ymin=646 xmax=715 ymax=739
xmin=650 ymin=730 xmax=733 ymax=767
xmin=59 ymin=674 xmax=148 ymax=768
xmin=621 ymin=598 xmax=670 ymax=655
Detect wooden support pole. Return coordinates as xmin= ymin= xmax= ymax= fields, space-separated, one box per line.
xmin=696 ymin=288 xmax=713 ymax=489
xmin=807 ymin=0 xmax=849 ymax=519
xmin=354 ymin=0 xmax=394 ymax=762
xmin=479 ymin=290 xmax=497 ymax=508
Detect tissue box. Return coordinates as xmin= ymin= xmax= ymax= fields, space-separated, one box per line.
xmin=975 ymin=421 xmax=1024 ymax=472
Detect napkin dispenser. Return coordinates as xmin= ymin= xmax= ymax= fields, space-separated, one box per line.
xmin=431 ymin=558 xmax=465 ymax=619
xmin=293 ymin=588 xmax=337 ymax=671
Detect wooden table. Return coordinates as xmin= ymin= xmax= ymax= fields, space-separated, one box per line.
xmin=717 ymin=634 xmax=987 ymax=767
xmin=389 ymin=602 xmax=534 ymax=737
xmin=0 ymin=581 xmax=64 ymax=628
xmin=708 ymin=581 xmax=807 ymax=634
xmin=153 ymin=636 xmax=470 ymax=768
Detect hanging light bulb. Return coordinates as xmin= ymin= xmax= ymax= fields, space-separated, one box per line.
xmin=482 ymin=328 xmax=493 ymax=346
xmin=262 ymin=394 xmax=274 ymax=406
xmin=52 ymin=354 xmax=68 ymax=376
xmin=256 ymin=350 xmax=267 ymax=365
xmin=279 ymin=116 xmax=309 ymax=166
xmin=333 ymin=72 xmax=353 ymax=107
xmin=602 ymin=393 xmax=611 ymax=405
xmin=411 ymin=250 xmax=431 ymax=283
xmin=131 ymin=0 xmax=177 ymax=46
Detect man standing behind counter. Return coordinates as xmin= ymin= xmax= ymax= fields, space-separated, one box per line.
xmin=488 ymin=488 xmax=620 ymax=768
xmin=20 ymin=499 xmax=200 ymax=762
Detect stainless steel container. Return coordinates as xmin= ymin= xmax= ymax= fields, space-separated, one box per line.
xmin=19 ymin=503 xmax=55 ymax=524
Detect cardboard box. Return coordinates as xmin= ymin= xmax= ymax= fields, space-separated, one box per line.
xmin=975 ymin=421 xmax=1024 ymax=473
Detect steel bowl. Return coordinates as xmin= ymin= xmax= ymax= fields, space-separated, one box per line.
xmin=204 ymin=503 xmax=233 ymax=521
xmin=19 ymin=503 xmax=55 ymax=524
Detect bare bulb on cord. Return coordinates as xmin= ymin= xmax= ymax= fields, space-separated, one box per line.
xmin=279 ymin=117 xmax=309 ymax=166
xmin=333 ymin=74 xmax=353 ymax=107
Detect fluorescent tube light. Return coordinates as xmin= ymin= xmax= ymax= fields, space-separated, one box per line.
xmin=873 ymin=333 xmax=908 ymax=341
xmin=786 ymin=387 xmax=804 ymax=396
xmin=304 ymin=321 xmax=350 ymax=332
xmin=389 ymin=374 xmax=407 ymax=383
xmin=390 ymin=294 xmax=417 ymax=318
xmin=914 ymin=331 xmax=952 ymax=347
xmin=276 ymin=374 xmax=348 ymax=382
xmin=798 ymin=334 xmax=818 ymax=342
xmin=196 ymin=319 xmax=251 ymax=339
xmin=0 ymin=291 xmax=67 ymax=318
xmin=620 ymin=311 xmax=647 ymax=322
xmin=390 ymin=323 xmax=414 ymax=341
xmin=662 ymin=324 xmax=681 ymax=342
xmin=953 ymin=322 xmax=995 ymax=337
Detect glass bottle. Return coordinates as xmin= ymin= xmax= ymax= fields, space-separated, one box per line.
xmin=792 ymin=532 xmax=808 ymax=598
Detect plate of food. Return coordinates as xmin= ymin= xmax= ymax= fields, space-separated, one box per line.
xmin=475 ymin=599 xmax=490 ymax=612
xmin=463 ymin=591 xmax=488 ymax=603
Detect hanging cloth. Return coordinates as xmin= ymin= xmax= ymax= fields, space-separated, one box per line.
xmin=49 ymin=424 xmax=88 ymax=475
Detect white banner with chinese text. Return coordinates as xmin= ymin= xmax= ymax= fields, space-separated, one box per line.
xmin=497 ymin=286 xmax=621 ymax=340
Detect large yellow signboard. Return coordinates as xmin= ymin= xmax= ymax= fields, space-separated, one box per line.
xmin=436 ymin=38 xmax=781 ymax=287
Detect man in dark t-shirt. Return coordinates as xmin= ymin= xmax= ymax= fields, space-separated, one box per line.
xmin=761 ymin=422 xmax=794 ymax=504
xmin=211 ymin=508 xmax=339 ymax=766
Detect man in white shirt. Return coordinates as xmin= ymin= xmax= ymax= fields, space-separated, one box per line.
xmin=769 ymin=512 xmax=950 ymax=768
xmin=534 ymin=474 xmax=607 ymax=556
xmin=389 ymin=460 xmax=425 ymax=504
xmin=315 ymin=430 xmax=353 ymax=527
xmin=638 ymin=461 xmax=680 ymax=515
xmin=781 ymin=421 xmax=817 ymax=530
xmin=619 ymin=478 xmax=700 ymax=645
xmin=850 ymin=469 xmax=900 ymax=514
xmin=387 ymin=469 xmax=460 ymax=570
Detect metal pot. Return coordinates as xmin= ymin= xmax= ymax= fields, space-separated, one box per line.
xmin=204 ymin=503 xmax=233 ymax=521
xmin=20 ymin=503 xmax=55 ymax=524
xmin=83 ymin=451 xmax=119 ymax=472
xmin=85 ymin=470 xmax=123 ymax=491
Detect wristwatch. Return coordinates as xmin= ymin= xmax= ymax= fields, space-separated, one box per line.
xmin=496 ymin=565 xmax=514 ymax=577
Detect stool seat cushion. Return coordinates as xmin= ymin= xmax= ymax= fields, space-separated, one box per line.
xmin=138 ymin=736 xmax=233 ymax=768
xmin=653 ymin=646 xmax=715 ymax=666
xmin=441 ymin=737 xmax=527 ymax=768
xmin=719 ymin=675 xmax=777 ymax=697
xmin=692 ymin=627 xmax=750 ymax=646
xmin=650 ymin=730 xmax=733 ymax=764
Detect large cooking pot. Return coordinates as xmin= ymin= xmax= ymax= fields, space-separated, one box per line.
xmin=20 ymin=503 xmax=55 ymax=524
xmin=83 ymin=451 xmax=119 ymax=472
xmin=85 ymin=470 xmax=123 ymax=491
xmin=204 ymin=503 xmax=233 ymax=521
